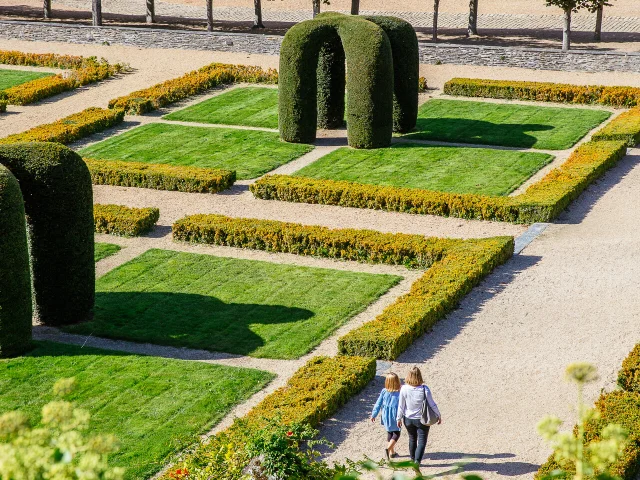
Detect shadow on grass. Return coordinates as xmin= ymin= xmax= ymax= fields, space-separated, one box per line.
xmin=69 ymin=291 xmax=314 ymax=357
xmin=406 ymin=118 xmax=554 ymax=149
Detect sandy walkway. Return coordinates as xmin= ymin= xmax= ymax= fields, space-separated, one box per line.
xmin=320 ymin=147 xmax=640 ymax=479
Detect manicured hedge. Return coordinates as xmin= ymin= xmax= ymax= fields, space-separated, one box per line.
xmin=86 ymin=159 xmax=236 ymax=193
xmin=108 ymin=62 xmax=278 ymax=114
xmin=619 ymin=344 xmax=640 ymax=393
xmin=444 ymin=78 xmax=640 ymax=108
xmin=167 ymin=355 xmax=376 ymax=478
xmin=0 ymin=107 xmax=125 ymax=145
xmin=592 ymin=107 xmax=640 ymax=146
xmin=173 ymin=213 xmax=459 ymax=268
xmin=0 ymin=143 xmax=94 ymax=326
xmin=0 ymin=99 xmax=6 ymax=113
xmin=0 ymin=50 xmax=86 ymax=69
xmin=250 ymin=139 xmax=628 ymax=223
xmin=94 ymin=204 xmax=160 ymax=237
xmin=0 ymin=166 xmax=32 ymax=358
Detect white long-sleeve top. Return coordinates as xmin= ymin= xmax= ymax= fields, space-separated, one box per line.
xmin=396 ymin=384 xmax=441 ymax=422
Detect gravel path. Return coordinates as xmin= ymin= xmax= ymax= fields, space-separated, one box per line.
xmin=319 ymin=147 xmax=640 ymax=479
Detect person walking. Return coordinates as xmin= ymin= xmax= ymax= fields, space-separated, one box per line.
xmin=396 ymin=366 xmax=441 ymax=471
xmin=370 ymin=372 xmax=402 ymax=460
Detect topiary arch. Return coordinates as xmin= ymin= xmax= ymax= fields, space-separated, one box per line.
xmin=0 ymin=143 xmax=94 ymax=357
xmin=279 ymin=12 xmax=419 ymax=149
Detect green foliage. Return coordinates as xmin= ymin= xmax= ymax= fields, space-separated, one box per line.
xmin=79 ymin=123 xmax=313 ymax=180
xmin=592 ymin=108 xmax=640 ymax=147
xmin=94 ymin=204 xmax=159 ymax=237
xmin=618 ymin=344 xmax=640 ymax=393
xmin=0 ymin=68 xmax=54 ymax=90
xmin=85 ymin=158 xmax=235 ymax=194
xmin=316 ymin=30 xmax=346 ymax=130
xmin=408 ymin=99 xmax=611 ymax=150
xmin=0 ymin=143 xmax=94 ymax=326
xmin=0 ymin=377 xmax=124 ymax=479
xmin=293 ymin=143 xmax=553 ymax=196
xmin=0 ymin=99 xmax=6 ymax=113
xmin=0 ymin=166 xmax=31 ymax=358
xmin=64 ymin=249 xmax=399 ymax=359
xmin=365 ymin=16 xmax=419 ymax=133
xmin=94 ymin=243 xmax=121 ymax=262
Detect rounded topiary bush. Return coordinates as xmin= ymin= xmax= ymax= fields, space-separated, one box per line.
xmin=0 ymin=142 xmax=94 ymax=326
xmin=0 ymin=165 xmax=32 ymax=357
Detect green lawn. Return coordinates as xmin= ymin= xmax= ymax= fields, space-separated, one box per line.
xmin=79 ymin=123 xmax=313 ymax=180
xmin=0 ymin=341 xmax=272 ymax=479
xmin=95 ymin=243 xmax=121 ymax=262
xmin=164 ymin=87 xmax=279 ymax=129
xmin=64 ymin=249 xmax=400 ymax=359
xmin=0 ymin=68 xmax=54 ymax=90
xmin=294 ymin=143 xmax=553 ymax=196
xmin=405 ymin=99 xmax=611 ymax=150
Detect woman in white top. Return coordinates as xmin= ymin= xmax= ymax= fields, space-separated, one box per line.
xmin=396 ymin=366 xmax=441 ymax=469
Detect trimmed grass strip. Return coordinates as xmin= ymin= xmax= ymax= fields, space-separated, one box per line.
xmin=0 ymin=68 xmax=54 ymax=90
xmin=0 ymin=341 xmax=273 ymax=479
xmin=64 ymin=249 xmax=400 ymax=359
xmin=294 ymin=143 xmax=553 ymax=196
xmin=94 ymin=242 xmax=121 ymax=262
xmin=79 ymin=123 xmax=313 ymax=180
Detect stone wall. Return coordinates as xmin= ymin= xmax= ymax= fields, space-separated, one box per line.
xmin=2 ymin=20 xmax=640 ymax=73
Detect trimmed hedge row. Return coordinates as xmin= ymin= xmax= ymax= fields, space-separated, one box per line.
xmin=86 ymin=159 xmax=236 ymax=193
xmin=443 ymin=77 xmax=640 ymax=108
xmin=0 ymin=107 xmax=125 ymax=145
xmin=108 ymin=62 xmax=278 ymax=114
xmin=619 ymin=344 xmax=640 ymax=393
xmin=250 ymin=140 xmax=628 ymax=223
xmin=166 ymin=355 xmax=376 ymax=479
xmin=592 ymin=107 xmax=640 ymax=146
xmin=0 ymin=99 xmax=6 ymax=113
xmin=0 ymin=50 xmax=86 ymax=69
xmin=94 ymin=204 xmax=160 ymax=237
xmin=0 ymin=165 xmax=32 ymax=358
xmin=172 ymin=214 xmax=513 ymax=359
xmin=172 ymin=213 xmax=458 ymax=268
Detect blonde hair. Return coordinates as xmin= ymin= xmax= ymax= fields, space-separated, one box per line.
xmin=405 ymin=367 xmax=424 ymax=387
xmin=385 ymin=372 xmax=401 ymax=392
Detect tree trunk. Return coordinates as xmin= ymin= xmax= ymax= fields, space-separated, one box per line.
xmin=206 ymin=0 xmax=213 ymax=31
xmin=43 ymin=0 xmax=51 ymax=19
xmin=253 ymin=0 xmax=264 ymax=28
xmin=312 ymin=0 xmax=320 ymax=17
xmin=467 ymin=0 xmax=478 ymax=36
xmin=146 ymin=0 xmax=155 ymax=23
xmin=351 ymin=0 xmax=360 ymax=15
xmin=594 ymin=4 xmax=603 ymax=42
xmin=433 ymin=0 xmax=439 ymax=42
xmin=92 ymin=0 xmax=102 ymax=26
xmin=562 ymin=8 xmax=571 ymax=51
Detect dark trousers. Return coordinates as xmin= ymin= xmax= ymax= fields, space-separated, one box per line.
xmin=404 ymin=417 xmax=430 ymax=464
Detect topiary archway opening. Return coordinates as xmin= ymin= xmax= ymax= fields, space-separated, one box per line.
xmin=0 ymin=143 xmax=95 ymax=358
xmin=278 ymin=12 xmax=419 ymax=149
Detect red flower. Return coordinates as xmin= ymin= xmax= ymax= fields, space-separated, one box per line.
xmin=286 ymin=431 xmax=293 ymax=437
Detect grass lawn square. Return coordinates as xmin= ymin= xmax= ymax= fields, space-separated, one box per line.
xmin=95 ymin=242 xmax=121 ymax=262
xmin=78 ymin=123 xmax=313 ymax=180
xmin=164 ymin=86 xmax=279 ymax=129
xmin=0 ymin=341 xmax=273 ymax=479
xmin=0 ymin=68 xmax=54 ymax=90
xmin=294 ymin=143 xmax=554 ymax=196
xmin=64 ymin=249 xmax=401 ymax=359
xmin=405 ymin=99 xmax=611 ymax=150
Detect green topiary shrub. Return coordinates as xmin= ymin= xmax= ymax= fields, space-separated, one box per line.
xmin=0 ymin=166 xmax=32 ymax=357
xmin=365 ymin=16 xmax=419 ymax=133
xmin=94 ymin=204 xmax=160 ymax=237
xmin=279 ymin=12 xmax=395 ymax=148
xmin=316 ymin=30 xmax=346 ymax=129
xmin=0 ymin=143 xmax=94 ymax=326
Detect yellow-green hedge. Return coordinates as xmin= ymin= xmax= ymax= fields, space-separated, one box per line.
xmin=0 ymin=107 xmax=124 ymax=145
xmin=592 ymin=108 xmax=640 ymax=146
xmin=109 ymin=62 xmax=278 ymax=114
xmin=94 ymin=204 xmax=159 ymax=237
xmin=443 ymin=78 xmax=640 ymax=108
xmin=0 ymin=99 xmax=6 ymax=113
xmin=86 ymin=159 xmax=235 ymax=193
xmin=250 ymin=140 xmax=627 ymax=223
xmin=172 ymin=213 xmax=458 ymax=268
xmin=0 ymin=50 xmax=86 ymax=69
xmin=619 ymin=344 xmax=640 ymax=393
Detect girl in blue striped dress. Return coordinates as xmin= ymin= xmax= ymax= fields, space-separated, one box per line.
xmin=371 ymin=372 xmax=402 ymax=460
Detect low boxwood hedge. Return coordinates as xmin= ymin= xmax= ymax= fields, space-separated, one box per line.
xmin=86 ymin=159 xmax=236 ymax=193
xmin=94 ymin=204 xmax=160 ymax=237
xmin=443 ymin=78 xmax=640 ymax=108
xmin=250 ymin=139 xmax=628 ymax=224
xmin=592 ymin=107 xmax=640 ymax=146
xmin=619 ymin=344 xmax=640 ymax=393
